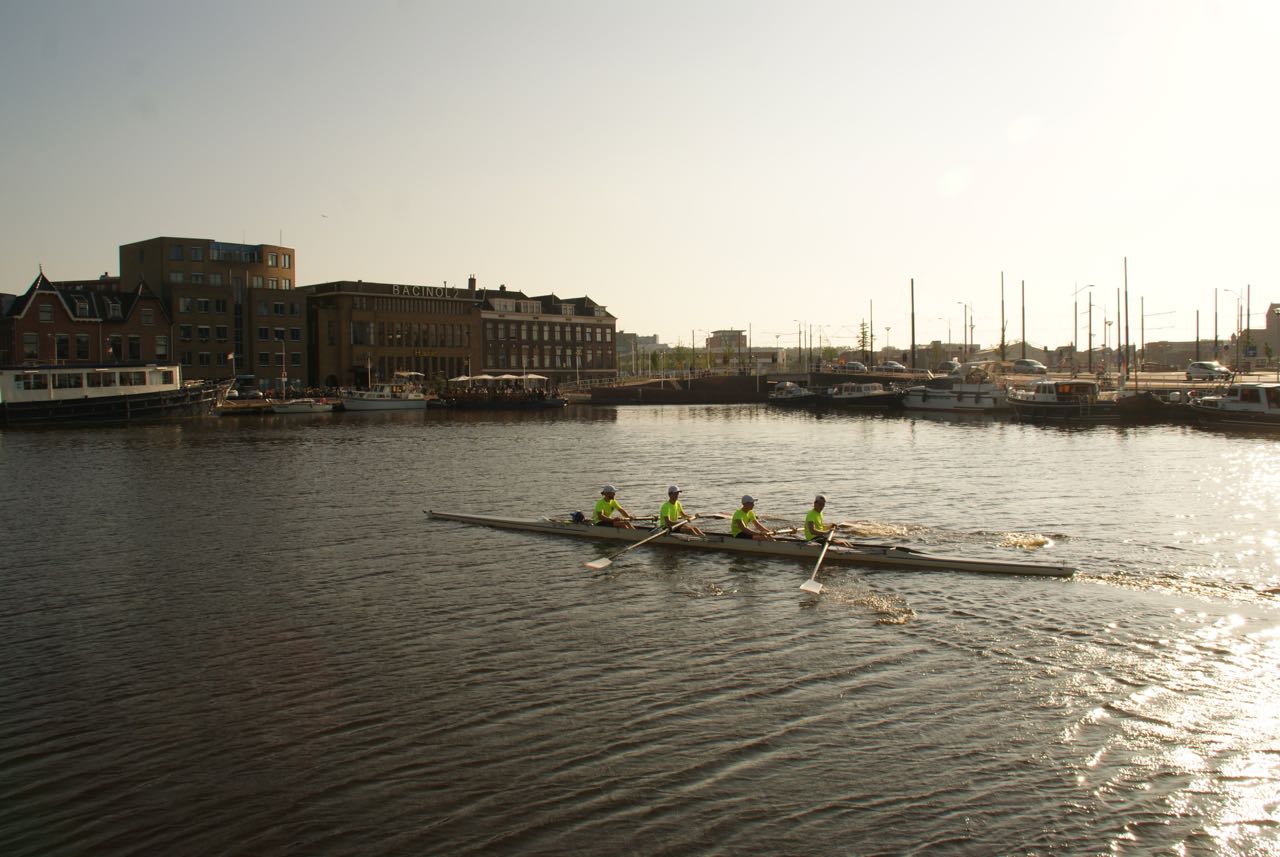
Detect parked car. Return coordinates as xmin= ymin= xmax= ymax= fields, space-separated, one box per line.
xmin=843 ymin=361 xmax=867 ymax=372
xmin=1186 ymin=360 xmax=1232 ymax=381
xmin=874 ymin=361 xmax=908 ymax=373
xmin=1012 ymin=358 xmax=1048 ymax=374
xmin=936 ymin=359 xmax=961 ymax=373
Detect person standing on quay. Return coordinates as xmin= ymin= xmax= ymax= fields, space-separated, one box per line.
xmin=659 ymin=485 xmax=705 ymax=536
xmin=594 ymin=485 xmax=635 ymax=529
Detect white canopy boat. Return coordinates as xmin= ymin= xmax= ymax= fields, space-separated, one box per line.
xmin=428 ymin=510 xmax=1074 ymax=577
xmin=270 ymin=397 xmax=335 ymax=414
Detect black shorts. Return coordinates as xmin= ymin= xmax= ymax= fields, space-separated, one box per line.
xmin=594 ymin=518 xmax=616 ymax=527
xmin=734 ymin=531 xmax=754 ymax=539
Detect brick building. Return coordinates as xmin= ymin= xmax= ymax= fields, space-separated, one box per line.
xmin=479 ymin=286 xmax=617 ymax=384
xmin=0 ymin=271 xmax=172 ymax=367
xmin=119 ymin=237 xmax=303 ymax=389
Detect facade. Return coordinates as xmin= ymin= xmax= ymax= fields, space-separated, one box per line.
xmin=479 ymin=286 xmax=617 ymax=384
xmin=299 ymin=279 xmax=483 ymax=389
xmin=0 ymin=272 xmax=171 ymax=367
xmin=119 ymin=237 xmax=303 ymax=388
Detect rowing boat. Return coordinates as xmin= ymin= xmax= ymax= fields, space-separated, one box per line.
xmin=427 ymin=510 xmax=1075 ymax=577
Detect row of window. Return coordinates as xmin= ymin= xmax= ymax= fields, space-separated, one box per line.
xmin=169 ymin=246 xmax=291 ymax=269
xmin=257 ymin=327 xmax=303 ymax=342
xmin=485 ymin=321 xmax=613 ymax=343
xmin=169 ymin=272 xmax=293 ymax=289
xmin=13 ymin=370 xmax=163 ymax=391
xmin=37 ymin=300 xmax=129 ymax=322
xmin=22 ymin=332 xmax=167 ymax=361
xmin=484 ymin=345 xmax=607 ymax=370
xmin=350 ymin=321 xmax=469 ymax=349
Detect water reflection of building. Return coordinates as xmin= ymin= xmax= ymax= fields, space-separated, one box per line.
xmin=299 ymin=279 xmax=483 ymax=389
xmin=478 ymin=286 xmax=616 ymax=384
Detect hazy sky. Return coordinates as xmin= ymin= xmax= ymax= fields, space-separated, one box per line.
xmin=3 ymin=0 xmax=1277 ymax=352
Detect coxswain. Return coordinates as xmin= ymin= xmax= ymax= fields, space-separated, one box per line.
xmin=594 ymin=485 xmax=635 ymax=529
xmin=659 ymin=485 xmax=705 ymax=536
xmin=804 ymin=494 xmax=851 ymax=546
xmin=731 ymin=495 xmax=774 ymax=540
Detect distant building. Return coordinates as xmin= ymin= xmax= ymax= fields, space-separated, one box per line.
xmin=478 ymin=285 xmax=617 ymax=384
xmin=0 ymin=271 xmax=170 ymax=366
xmin=298 ymin=278 xmax=483 ymax=389
xmin=119 ymin=237 xmax=303 ymax=388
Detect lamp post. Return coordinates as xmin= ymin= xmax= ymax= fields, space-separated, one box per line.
xmin=1072 ymin=284 xmax=1092 ymax=371
xmin=955 ymin=302 xmax=966 ymax=357
xmin=1274 ymin=307 xmax=1280 ymax=381
xmin=1225 ymin=288 xmax=1242 ymax=369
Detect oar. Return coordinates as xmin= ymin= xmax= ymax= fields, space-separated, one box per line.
xmin=800 ymin=526 xmax=840 ymax=594
xmin=583 ymin=525 xmax=673 ymax=570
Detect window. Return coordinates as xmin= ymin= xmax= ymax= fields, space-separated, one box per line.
xmin=267 ymin=252 xmax=278 ymax=266
xmin=87 ymin=371 xmax=114 ymax=388
xmin=214 ymin=298 xmax=227 ymax=313
xmin=267 ymin=278 xmax=278 ymax=289
xmin=273 ymin=302 xmax=284 ymax=316
xmin=275 ymin=352 xmax=285 ymax=367
xmin=141 ymin=308 xmax=154 ymax=325
xmin=180 ymin=351 xmax=193 ymax=367
xmin=38 ymin=303 xmax=53 ymax=322
xmin=258 ymin=353 xmax=270 ymax=366
xmin=156 ymin=336 xmax=169 ymax=359
xmin=215 ymin=325 xmax=228 ymax=341
xmin=257 ymin=300 xmax=268 ymax=316
xmin=74 ymin=296 xmax=90 ymax=317
xmin=282 ymin=254 xmax=291 ymax=269
xmin=274 ymin=327 xmax=285 ymax=341
xmin=105 ymin=299 xmax=122 ymax=320
xmin=190 ymin=272 xmax=204 ymax=284
xmin=75 ymin=334 xmax=90 ymax=360
xmin=169 ymin=272 xmax=184 ymax=284
xmin=169 ymin=245 xmax=183 ymax=261
xmin=289 ymin=302 xmax=299 ymax=316
xmin=197 ymin=352 xmax=211 ymax=367
xmin=216 ymin=352 xmax=228 ymax=366
xmin=290 ymin=328 xmax=301 ymax=342
xmin=197 ymin=326 xmax=210 ymax=342
xmin=283 ymin=278 xmax=291 ymax=289
xmin=190 ymin=247 xmax=203 ymax=261
xmin=179 ymin=325 xmax=193 ymax=341
xmin=197 ymin=299 xmax=210 ymax=313
xmin=54 ymin=372 xmax=82 ymax=390
xmin=208 ymin=274 xmax=223 ymax=286
xmin=561 ymin=305 xmax=575 ymax=317
xmin=252 ymin=275 xmax=263 ymax=288
xmin=127 ymin=335 xmax=141 ymax=360
xmin=179 ymin=297 xmax=194 ymax=313
xmin=107 ymin=335 xmax=122 ymax=358
xmin=258 ymin=327 xmax=269 ymax=341
xmin=290 ymin=352 xmax=301 ymax=367
xmin=54 ymin=334 xmax=69 ymax=361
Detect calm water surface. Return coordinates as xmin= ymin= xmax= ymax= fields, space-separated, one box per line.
xmin=2 ymin=406 xmax=1279 ymax=856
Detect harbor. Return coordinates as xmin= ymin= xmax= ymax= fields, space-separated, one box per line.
xmin=3 ymin=404 xmax=1278 ymax=856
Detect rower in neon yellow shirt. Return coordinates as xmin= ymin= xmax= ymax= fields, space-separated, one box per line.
xmin=594 ymin=485 xmax=635 ymax=529
xmin=659 ymin=485 xmax=705 ymax=536
xmin=731 ymin=495 xmax=774 ymax=540
xmin=804 ymin=494 xmax=850 ymax=545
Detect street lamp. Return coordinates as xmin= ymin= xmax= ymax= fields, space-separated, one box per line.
xmin=1072 ymin=284 xmax=1092 ymax=371
xmin=1224 ymin=288 xmax=1243 ymax=369
xmin=955 ymin=302 xmax=966 ymax=356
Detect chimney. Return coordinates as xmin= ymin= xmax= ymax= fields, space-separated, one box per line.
xmin=499 ymin=284 xmax=506 ymax=292
xmin=468 ymin=274 xmax=477 ymax=290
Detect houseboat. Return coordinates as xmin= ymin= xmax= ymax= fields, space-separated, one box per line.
xmin=0 ymin=364 xmax=221 ymax=425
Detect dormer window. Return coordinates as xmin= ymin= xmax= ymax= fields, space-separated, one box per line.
xmin=105 ymin=298 xmax=123 ymax=320
xmin=74 ymin=296 xmax=90 ymax=317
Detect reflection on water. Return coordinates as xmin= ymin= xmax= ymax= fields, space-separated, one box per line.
xmin=1 ymin=405 xmax=1279 ymax=855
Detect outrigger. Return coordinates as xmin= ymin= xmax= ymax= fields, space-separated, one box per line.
xmin=427 ymin=511 xmax=1075 ymax=578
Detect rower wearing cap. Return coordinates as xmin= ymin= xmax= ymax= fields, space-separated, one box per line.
xmin=659 ymin=485 xmax=705 ymax=536
xmin=594 ymin=485 xmax=635 ymax=529
xmin=804 ymin=494 xmax=851 ymax=546
xmin=731 ymin=494 xmax=774 ymax=540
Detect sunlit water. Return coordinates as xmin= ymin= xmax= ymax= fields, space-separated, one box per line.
xmin=2 ymin=406 xmax=1279 ymax=856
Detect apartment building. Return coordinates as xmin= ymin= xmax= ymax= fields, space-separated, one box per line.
xmin=119 ymin=237 xmax=304 ymax=389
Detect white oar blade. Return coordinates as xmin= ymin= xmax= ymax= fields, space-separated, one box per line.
xmin=583 ymin=557 xmax=612 ymax=570
xmin=800 ymin=579 xmax=825 ymax=594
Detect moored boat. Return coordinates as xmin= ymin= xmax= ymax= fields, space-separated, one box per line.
xmin=1007 ymin=379 xmax=1165 ymax=423
xmin=428 ymin=510 xmax=1075 ymax=577
xmin=270 ymin=397 xmax=335 ymax=414
xmin=767 ymin=381 xmax=819 ymax=407
xmin=820 ymin=381 xmax=904 ymax=409
xmin=0 ymin=363 xmax=220 ymax=425
xmin=902 ymin=362 xmax=1009 ymax=413
xmin=1189 ymin=382 xmax=1280 ymax=429
xmin=341 ymin=371 xmax=431 ymax=410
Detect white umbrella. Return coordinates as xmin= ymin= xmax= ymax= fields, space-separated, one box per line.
xmin=448 ymin=375 xmax=470 ymax=382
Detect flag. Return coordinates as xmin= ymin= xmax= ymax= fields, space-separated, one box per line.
xmin=226 ymin=352 xmax=234 ymax=360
